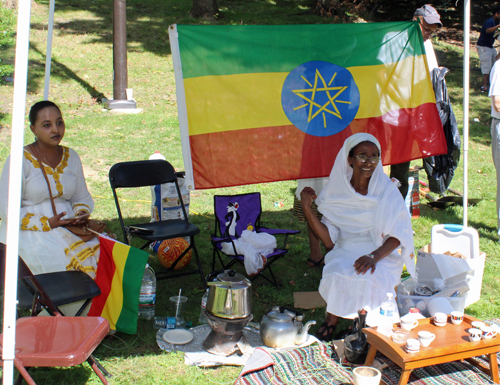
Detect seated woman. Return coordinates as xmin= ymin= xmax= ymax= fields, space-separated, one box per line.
xmin=0 ymin=101 xmax=100 ymax=281
xmin=300 ymin=133 xmax=415 ymax=341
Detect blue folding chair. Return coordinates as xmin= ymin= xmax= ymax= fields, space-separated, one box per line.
xmin=211 ymin=192 xmax=300 ymax=287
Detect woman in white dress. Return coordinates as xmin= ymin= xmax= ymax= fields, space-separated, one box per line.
xmin=300 ymin=133 xmax=415 ymax=341
xmin=0 ymin=101 xmax=100 ymax=280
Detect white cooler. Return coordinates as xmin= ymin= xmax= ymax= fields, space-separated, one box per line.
xmin=430 ymin=224 xmax=485 ymax=307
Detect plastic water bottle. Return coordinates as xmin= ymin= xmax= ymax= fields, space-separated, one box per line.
xmin=149 ymin=151 xmax=166 ymax=161
xmin=139 ymin=264 xmax=156 ymax=320
xmin=199 ymin=289 xmax=209 ymax=324
xmin=378 ymin=292 xmax=397 ymax=337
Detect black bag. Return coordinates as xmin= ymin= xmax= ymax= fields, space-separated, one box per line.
xmin=423 ymin=67 xmax=461 ymax=194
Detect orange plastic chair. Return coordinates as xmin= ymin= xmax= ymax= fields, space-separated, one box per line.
xmin=0 ymin=275 xmax=111 ymax=384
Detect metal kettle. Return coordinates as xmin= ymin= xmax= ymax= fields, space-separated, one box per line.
xmin=260 ymin=307 xmax=316 ymax=348
xmin=205 ymin=270 xmax=252 ymax=319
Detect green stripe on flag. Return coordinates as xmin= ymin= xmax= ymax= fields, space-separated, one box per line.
xmin=115 ymin=246 xmax=149 ymax=333
xmin=177 ymin=21 xmax=424 ymax=79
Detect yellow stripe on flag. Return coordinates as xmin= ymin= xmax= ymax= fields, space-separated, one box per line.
xmin=100 ymin=242 xmax=128 ymax=329
xmin=184 ymin=55 xmax=434 ymax=136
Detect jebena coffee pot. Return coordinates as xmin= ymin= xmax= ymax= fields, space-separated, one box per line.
xmin=260 ymin=306 xmax=316 ymax=348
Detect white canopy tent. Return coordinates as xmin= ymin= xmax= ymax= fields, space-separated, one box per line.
xmin=2 ymin=1 xmax=473 ymax=383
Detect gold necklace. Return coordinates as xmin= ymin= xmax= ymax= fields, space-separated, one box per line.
xmin=35 ymin=142 xmax=58 ymax=168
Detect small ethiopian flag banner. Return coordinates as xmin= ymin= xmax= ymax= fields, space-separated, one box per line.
xmin=88 ymin=235 xmax=149 ymax=334
xmin=169 ymin=22 xmax=445 ymax=190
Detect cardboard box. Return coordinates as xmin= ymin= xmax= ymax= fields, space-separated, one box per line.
xmin=293 ymin=291 xmax=326 ymax=309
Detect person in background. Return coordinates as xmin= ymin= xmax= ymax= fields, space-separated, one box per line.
xmin=390 ymin=4 xmax=442 ymax=198
xmin=477 ymin=9 xmax=500 ymax=92
xmin=293 ymin=178 xmax=330 ymax=267
xmin=0 ymin=101 xmax=100 ymax=283
xmin=488 ymin=53 xmax=500 ymax=241
xmin=301 ymin=133 xmax=414 ymax=341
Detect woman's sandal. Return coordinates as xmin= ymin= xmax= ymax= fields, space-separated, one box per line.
xmin=307 ymin=256 xmax=325 ymax=267
xmin=315 ymin=321 xmax=336 ymax=341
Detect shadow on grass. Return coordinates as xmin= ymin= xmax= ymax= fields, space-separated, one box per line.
xmin=26 ymin=43 xmax=106 ymax=101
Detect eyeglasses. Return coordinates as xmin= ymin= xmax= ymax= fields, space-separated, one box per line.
xmin=355 ymin=155 xmax=380 ymax=164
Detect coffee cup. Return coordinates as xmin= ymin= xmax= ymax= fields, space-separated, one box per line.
xmin=434 ymin=312 xmax=447 ymax=325
xmin=418 ymin=331 xmax=435 ymax=347
xmin=401 ymin=317 xmax=419 ymax=331
xmin=468 ymin=328 xmax=482 ymax=342
xmin=481 ymin=326 xmax=498 ymax=340
xmin=406 ymin=338 xmax=420 ymax=353
xmin=450 ymin=311 xmax=464 ymax=325
xmin=471 ymin=321 xmax=485 ymax=329
xmin=352 ymin=366 xmax=382 ymax=385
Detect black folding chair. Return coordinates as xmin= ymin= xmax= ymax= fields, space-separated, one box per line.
xmin=108 ymin=159 xmax=206 ymax=288
xmin=0 ymin=243 xmax=101 ymax=316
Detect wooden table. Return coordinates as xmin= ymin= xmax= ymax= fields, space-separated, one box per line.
xmin=363 ymin=315 xmax=500 ymax=385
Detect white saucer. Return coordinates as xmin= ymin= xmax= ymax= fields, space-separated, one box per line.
xmin=162 ymin=329 xmax=194 ymax=345
xmin=434 ymin=321 xmax=447 ymax=327
xmin=406 ymin=347 xmax=420 ymax=354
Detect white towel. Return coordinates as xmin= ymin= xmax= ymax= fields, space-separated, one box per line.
xmin=221 ymin=230 xmax=276 ymax=275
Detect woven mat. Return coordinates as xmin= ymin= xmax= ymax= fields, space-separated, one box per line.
xmin=235 ymin=343 xmax=354 ymax=385
xmin=235 ymin=319 xmax=500 ymax=385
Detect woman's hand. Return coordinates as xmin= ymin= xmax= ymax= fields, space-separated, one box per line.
xmin=48 ymin=211 xmax=78 ymax=229
xmin=300 ymin=187 xmax=317 ymax=208
xmin=354 ymin=255 xmax=377 ymax=275
xmin=73 ymin=210 xmax=90 ymax=225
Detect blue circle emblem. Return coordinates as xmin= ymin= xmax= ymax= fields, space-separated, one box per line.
xmin=281 ymin=61 xmax=360 ymax=137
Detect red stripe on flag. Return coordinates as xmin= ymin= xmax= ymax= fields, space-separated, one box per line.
xmin=190 ymin=103 xmax=445 ymax=189
xmin=87 ymin=236 xmax=117 ymax=316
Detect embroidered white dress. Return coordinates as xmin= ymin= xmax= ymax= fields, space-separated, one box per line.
xmin=0 ymin=147 xmax=100 ymax=278
xmin=315 ymin=134 xmax=415 ymax=326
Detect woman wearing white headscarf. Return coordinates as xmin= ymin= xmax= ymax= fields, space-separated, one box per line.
xmin=300 ymin=133 xmax=415 ymax=341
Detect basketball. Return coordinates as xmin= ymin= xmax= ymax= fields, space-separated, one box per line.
xmin=157 ymin=238 xmax=192 ymax=270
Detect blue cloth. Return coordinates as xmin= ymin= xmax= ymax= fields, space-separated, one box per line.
xmin=477 ymin=17 xmax=498 ymax=48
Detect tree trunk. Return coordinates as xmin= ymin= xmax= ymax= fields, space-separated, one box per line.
xmin=190 ymin=0 xmax=218 ymax=19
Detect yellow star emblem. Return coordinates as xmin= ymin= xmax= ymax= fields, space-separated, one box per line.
xmin=292 ymin=68 xmax=351 ymax=128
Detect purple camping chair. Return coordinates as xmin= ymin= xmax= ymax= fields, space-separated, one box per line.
xmin=211 ymin=192 xmax=300 ymax=287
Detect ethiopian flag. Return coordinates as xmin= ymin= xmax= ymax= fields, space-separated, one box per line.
xmin=88 ymin=235 xmax=149 ymax=334
xmin=170 ymin=22 xmax=445 ymax=190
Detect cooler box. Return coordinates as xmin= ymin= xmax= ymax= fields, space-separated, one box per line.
xmin=431 ymin=224 xmax=485 ymax=307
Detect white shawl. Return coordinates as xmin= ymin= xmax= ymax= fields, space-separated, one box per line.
xmin=315 ymin=133 xmax=416 ymax=276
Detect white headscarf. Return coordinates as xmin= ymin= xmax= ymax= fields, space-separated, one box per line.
xmin=316 ymin=133 xmax=416 ymax=276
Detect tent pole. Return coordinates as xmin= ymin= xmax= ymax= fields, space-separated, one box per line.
xmin=43 ymin=0 xmax=55 ymax=100
xmin=463 ymin=0 xmax=471 ymax=226
xmin=3 ymin=0 xmax=32 ymax=383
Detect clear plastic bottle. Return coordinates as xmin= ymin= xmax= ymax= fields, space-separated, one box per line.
xmin=199 ymin=289 xmax=209 ymax=324
xmin=138 ymin=264 xmax=156 ymax=320
xmin=378 ymin=292 xmax=397 ymax=337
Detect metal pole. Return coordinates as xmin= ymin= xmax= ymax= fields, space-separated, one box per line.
xmin=463 ymin=0 xmax=470 ymax=226
xmin=43 ymin=0 xmax=55 ymax=100
xmin=3 ymin=0 xmax=31 ymax=382
xmin=108 ymin=0 xmax=136 ymax=109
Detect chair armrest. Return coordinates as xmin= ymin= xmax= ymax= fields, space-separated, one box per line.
xmin=211 ymin=235 xmax=234 ymax=244
xmin=211 ymin=235 xmax=239 ymax=256
xmin=256 ymin=227 xmax=300 ymax=235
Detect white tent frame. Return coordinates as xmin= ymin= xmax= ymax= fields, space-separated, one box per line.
xmin=2 ymin=2 xmax=473 ymax=384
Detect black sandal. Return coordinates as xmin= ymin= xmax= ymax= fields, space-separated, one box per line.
xmin=315 ymin=321 xmax=336 ymax=341
xmin=307 ymin=256 xmax=325 ymax=267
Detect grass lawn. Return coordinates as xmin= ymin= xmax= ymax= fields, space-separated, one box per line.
xmin=1 ymin=0 xmax=500 ymax=383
